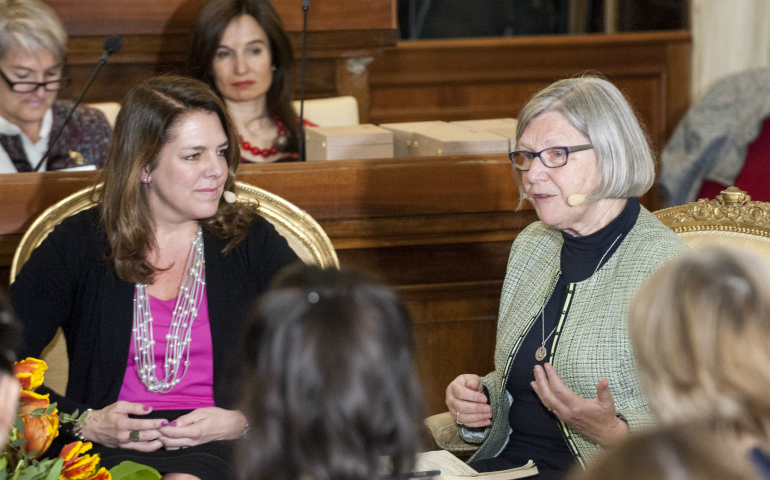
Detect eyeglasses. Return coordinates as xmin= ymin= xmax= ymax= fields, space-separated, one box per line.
xmin=509 ymin=144 xmax=594 ymax=171
xmin=0 ymin=68 xmax=71 ymax=93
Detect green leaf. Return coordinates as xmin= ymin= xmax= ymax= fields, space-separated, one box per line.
xmin=29 ymin=409 xmax=45 ymax=417
xmin=109 ymin=461 xmax=162 ymax=480
xmin=44 ymin=458 xmax=63 ymax=480
xmin=44 ymin=405 xmax=55 ymax=415
xmin=15 ymin=464 xmax=40 ymax=480
xmin=0 ymin=468 xmax=7 ymax=480
xmin=80 ymin=410 xmax=89 ymax=426
xmin=10 ymin=439 xmax=27 ymax=448
xmin=70 ymin=409 xmax=79 ymax=418
xmin=13 ymin=417 xmax=23 ymax=434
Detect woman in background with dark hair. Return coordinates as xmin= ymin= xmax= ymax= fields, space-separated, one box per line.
xmin=238 ymin=265 xmax=427 ymax=480
xmin=188 ymin=0 xmax=305 ymax=163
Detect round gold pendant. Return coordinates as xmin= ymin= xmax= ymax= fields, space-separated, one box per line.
xmin=535 ymin=346 xmax=547 ymax=361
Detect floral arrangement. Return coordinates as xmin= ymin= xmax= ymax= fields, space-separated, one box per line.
xmin=1 ymin=358 xmax=110 ymax=480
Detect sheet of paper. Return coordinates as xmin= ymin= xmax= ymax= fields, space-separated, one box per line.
xmin=414 ymin=450 xmax=478 ymax=475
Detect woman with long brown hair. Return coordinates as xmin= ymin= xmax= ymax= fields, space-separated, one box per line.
xmin=188 ymin=0 xmax=305 ymax=163
xmin=9 ymin=74 xmax=299 ymax=480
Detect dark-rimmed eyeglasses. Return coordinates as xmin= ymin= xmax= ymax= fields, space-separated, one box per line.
xmin=509 ymin=144 xmax=594 ymax=171
xmin=0 ymin=68 xmax=71 ymax=93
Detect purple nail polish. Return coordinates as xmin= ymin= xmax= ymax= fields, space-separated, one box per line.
xmin=161 ymin=421 xmax=169 ymax=426
xmin=143 ymin=405 xmax=151 ymax=411
xmin=170 ymin=421 xmax=177 ymax=427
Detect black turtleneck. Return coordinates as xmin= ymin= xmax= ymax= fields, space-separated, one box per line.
xmin=473 ymin=198 xmax=641 ymax=478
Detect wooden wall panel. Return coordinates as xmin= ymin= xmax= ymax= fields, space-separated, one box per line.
xmin=44 ymin=0 xmax=395 ymax=36
xmin=369 ymin=31 xmax=691 ymax=155
xmin=0 ymin=156 xmax=532 ymax=414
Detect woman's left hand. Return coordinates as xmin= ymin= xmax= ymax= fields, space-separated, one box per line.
xmin=531 ymin=363 xmax=627 ymax=446
xmin=157 ymin=407 xmax=247 ymax=449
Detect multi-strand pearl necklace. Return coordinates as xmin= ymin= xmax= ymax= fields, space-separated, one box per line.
xmin=132 ymin=226 xmax=205 ymax=393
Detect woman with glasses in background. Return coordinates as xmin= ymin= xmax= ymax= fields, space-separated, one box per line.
xmin=0 ymin=0 xmax=111 ymax=173
xmin=444 ymin=76 xmax=690 ymax=479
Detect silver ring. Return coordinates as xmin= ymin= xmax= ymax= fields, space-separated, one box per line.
xmin=455 ymin=411 xmax=463 ymax=426
xmin=129 ymin=430 xmax=140 ymax=442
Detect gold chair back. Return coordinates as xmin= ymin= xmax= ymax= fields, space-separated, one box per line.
xmin=654 ymin=186 xmax=770 ymax=263
xmin=10 ymin=181 xmax=338 ymax=394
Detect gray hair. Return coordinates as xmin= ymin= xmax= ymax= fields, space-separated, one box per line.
xmin=0 ymin=0 xmax=67 ymax=63
xmin=514 ymin=76 xmax=655 ymax=202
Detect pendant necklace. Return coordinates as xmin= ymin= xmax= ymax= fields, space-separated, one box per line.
xmin=535 ymin=233 xmax=622 ymax=361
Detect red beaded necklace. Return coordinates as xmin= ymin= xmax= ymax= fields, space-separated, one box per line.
xmin=239 ymin=118 xmax=286 ymax=158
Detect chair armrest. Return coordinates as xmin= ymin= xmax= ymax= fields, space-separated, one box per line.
xmin=424 ymin=412 xmax=480 ymax=455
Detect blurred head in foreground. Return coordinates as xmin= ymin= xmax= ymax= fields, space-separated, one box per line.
xmin=238 ymin=265 xmax=427 ymax=480
xmin=0 ymin=293 xmax=21 ymax=446
xmin=567 ymin=424 xmax=762 ymax=480
xmin=630 ymin=246 xmax=770 ymax=453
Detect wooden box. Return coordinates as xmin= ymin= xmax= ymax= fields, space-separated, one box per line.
xmin=451 ymin=118 xmax=518 ymax=150
xmin=413 ymin=123 xmax=509 ymax=156
xmin=305 ymin=124 xmax=394 ymax=161
xmin=379 ymin=121 xmax=448 ymax=157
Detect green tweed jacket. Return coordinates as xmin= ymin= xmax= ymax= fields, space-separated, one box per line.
xmin=463 ymin=207 xmax=690 ymax=467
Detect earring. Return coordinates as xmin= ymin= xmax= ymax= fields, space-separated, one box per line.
xmin=141 ymin=176 xmax=150 ymax=183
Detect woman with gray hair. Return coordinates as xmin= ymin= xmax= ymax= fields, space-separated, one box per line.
xmin=629 ymin=246 xmax=770 ymax=479
xmin=444 ymin=76 xmax=690 ymax=478
xmin=0 ymin=0 xmax=111 ymax=173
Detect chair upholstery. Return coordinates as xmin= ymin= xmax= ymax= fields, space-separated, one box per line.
xmin=10 ymin=181 xmax=338 ymax=394
xmin=425 ymin=186 xmax=770 ymax=456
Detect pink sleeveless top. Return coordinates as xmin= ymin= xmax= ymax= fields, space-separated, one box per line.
xmin=118 ymin=285 xmax=216 ymax=410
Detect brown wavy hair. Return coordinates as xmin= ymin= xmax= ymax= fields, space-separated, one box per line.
xmin=238 ymin=265 xmax=427 ymax=480
xmin=98 ymin=74 xmax=256 ymax=285
xmin=187 ymin=0 xmax=299 ymax=155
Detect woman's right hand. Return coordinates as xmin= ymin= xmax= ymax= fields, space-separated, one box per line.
xmin=445 ymin=374 xmax=492 ymax=428
xmin=81 ymin=401 xmax=167 ymax=452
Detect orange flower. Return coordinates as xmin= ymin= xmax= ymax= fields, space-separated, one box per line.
xmin=87 ymin=467 xmax=111 ymax=480
xmin=14 ymin=358 xmax=47 ymax=390
xmin=58 ymin=441 xmax=101 ymax=480
xmin=19 ymin=410 xmax=59 ymax=457
xmin=17 ymin=389 xmax=59 ymax=457
xmin=18 ymin=389 xmax=51 ymax=416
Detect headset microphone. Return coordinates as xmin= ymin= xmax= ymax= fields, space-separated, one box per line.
xmin=567 ymin=194 xmax=586 ymax=207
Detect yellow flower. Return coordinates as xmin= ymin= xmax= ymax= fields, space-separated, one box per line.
xmin=59 ymin=441 xmax=101 ymax=480
xmin=14 ymin=358 xmax=47 ymax=390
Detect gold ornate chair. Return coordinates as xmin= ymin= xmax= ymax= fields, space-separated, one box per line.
xmin=425 ymin=186 xmax=770 ymax=456
xmin=10 ymin=181 xmax=338 ymax=394
xmin=653 ymin=186 xmax=770 ymax=261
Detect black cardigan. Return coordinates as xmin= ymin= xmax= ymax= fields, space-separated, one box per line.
xmin=10 ymin=207 xmax=299 ymax=414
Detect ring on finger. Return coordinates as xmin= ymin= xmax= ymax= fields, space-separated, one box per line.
xmin=547 ymin=407 xmax=553 ymax=412
xmin=455 ymin=411 xmax=463 ymax=426
xmin=129 ymin=430 xmax=140 ymax=442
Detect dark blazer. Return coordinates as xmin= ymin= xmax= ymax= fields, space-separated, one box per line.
xmin=10 ymin=206 xmax=299 ymax=414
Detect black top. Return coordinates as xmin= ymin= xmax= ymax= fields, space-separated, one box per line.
xmin=9 ymin=207 xmax=299 ymax=415
xmin=497 ymin=198 xmax=640 ymax=475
